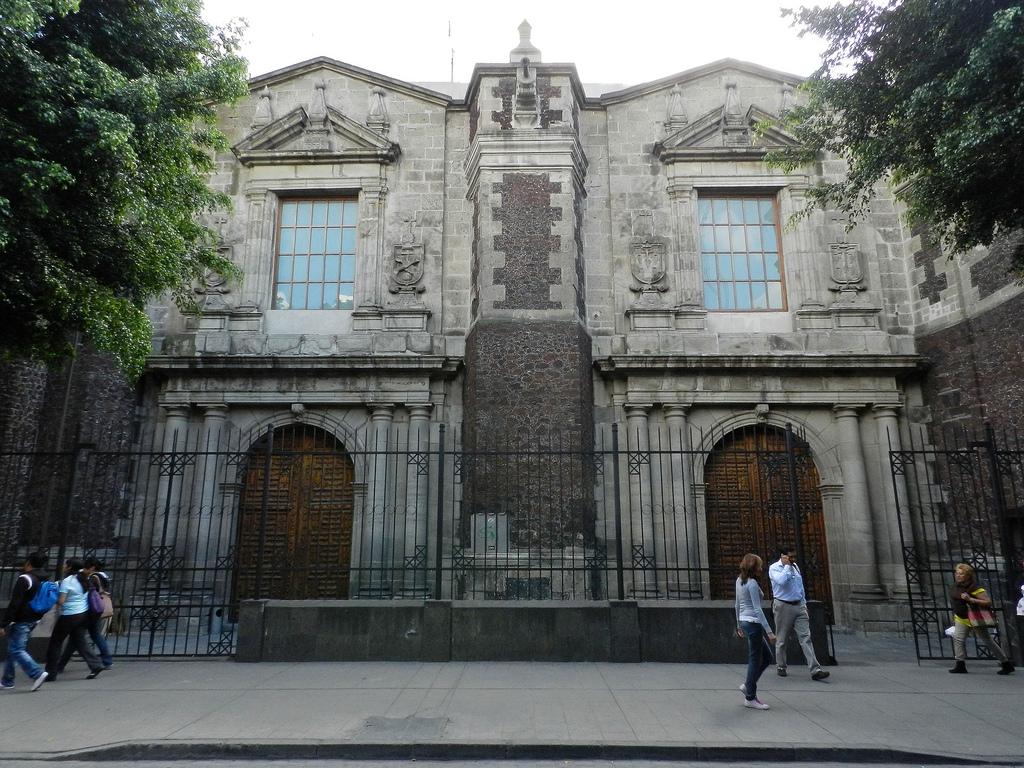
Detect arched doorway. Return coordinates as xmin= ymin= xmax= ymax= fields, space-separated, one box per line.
xmin=234 ymin=425 xmax=355 ymax=601
xmin=704 ymin=426 xmax=833 ymax=615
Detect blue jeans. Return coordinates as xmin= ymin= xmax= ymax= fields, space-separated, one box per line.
xmin=57 ymin=617 xmax=112 ymax=669
xmin=2 ymin=621 xmax=44 ymax=685
xmin=740 ymin=620 xmax=774 ymax=701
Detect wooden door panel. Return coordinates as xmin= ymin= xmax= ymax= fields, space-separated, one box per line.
xmin=235 ymin=426 xmax=354 ymax=602
xmin=706 ymin=428 xmax=833 ymax=615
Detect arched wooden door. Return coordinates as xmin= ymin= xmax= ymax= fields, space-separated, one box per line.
xmin=705 ymin=426 xmax=833 ymax=615
xmin=235 ymin=425 xmax=354 ymax=601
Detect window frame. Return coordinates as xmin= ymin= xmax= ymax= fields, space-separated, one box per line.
xmin=697 ymin=193 xmax=787 ymax=312
xmin=273 ymin=197 xmax=359 ymax=311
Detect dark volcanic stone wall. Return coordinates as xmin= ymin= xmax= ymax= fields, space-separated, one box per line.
xmin=462 ymin=319 xmax=595 ymax=549
xmin=918 ymin=293 xmax=1024 ymax=434
xmin=464 ymin=319 xmax=593 ymax=445
xmin=915 ymin=233 xmax=1024 ymax=434
xmin=0 ymin=349 xmax=136 ymax=556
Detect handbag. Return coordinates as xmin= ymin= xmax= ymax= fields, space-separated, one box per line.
xmin=966 ymin=606 xmax=997 ymax=628
xmin=100 ymin=591 xmax=114 ymax=620
xmin=86 ymin=586 xmax=105 ymax=618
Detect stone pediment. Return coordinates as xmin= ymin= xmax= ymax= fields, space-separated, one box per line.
xmin=655 ymin=104 xmax=800 ymax=163
xmin=232 ymin=105 xmax=400 ymax=167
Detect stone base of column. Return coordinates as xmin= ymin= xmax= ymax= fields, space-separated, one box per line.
xmin=850 ymin=587 xmax=889 ymax=602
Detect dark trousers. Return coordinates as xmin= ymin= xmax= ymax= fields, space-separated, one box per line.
xmin=45 ymin=612 xmax=101 ymax=679
xmin=57 ymin=616 xmax=112 ymax=669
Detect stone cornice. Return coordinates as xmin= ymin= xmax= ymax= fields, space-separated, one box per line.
xmin=596 ymin=353 xmax=925 ymax=376
xmin=147 ymin=355 xmax=462 ymax=378
xmin=464 ymin=129 xmax=588 ymax=199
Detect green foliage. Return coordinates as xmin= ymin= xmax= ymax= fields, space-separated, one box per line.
xmin=0 ymin=0 xmax=248 ymax=379
xmin=769 ymin=0 xmax=1024 ymax=267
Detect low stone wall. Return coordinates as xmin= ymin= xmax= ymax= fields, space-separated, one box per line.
xmin=236 ymin=599 xmax=829 ymax=664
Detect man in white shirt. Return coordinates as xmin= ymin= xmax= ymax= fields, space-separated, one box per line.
xmin=768 ymin=546 xmax=829 ymax=680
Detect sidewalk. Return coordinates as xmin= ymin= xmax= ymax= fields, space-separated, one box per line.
xmin=0 ymin=634 xmax=1020 ymax=764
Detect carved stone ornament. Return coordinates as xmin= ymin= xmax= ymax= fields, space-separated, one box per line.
xmin=195 ymin=269 xmax=232 ymax=312
xmin=388 ymin=242 xmax=426 ymax=309
xmin=828 ymin=242 xmax=865 ymax=292
xmin=251 ymin=86 xmax=274 ymax=130
xmin=629 ymin=237 xmax=669 ymax=308
xmin=366 ymin=86 xmax=390 ymax=135
xmin=665 ymin=84 xmax=687 ymax=131
xmin=304 ymin=79 xmax=331 ymax=150
xmin=514 ymin=57 xmax=540 ymax=129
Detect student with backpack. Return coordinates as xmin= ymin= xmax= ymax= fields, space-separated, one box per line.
xmin=43 ymin=559 xmax=104 ymax=682
xmin=1 ymin=552 xmax=54 ymax=691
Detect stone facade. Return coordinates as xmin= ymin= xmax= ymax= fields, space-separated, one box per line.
xmin=7 ymin=26 xmax=1024 ymax=636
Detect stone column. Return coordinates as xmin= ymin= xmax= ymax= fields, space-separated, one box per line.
xmin=402 ymin=404 xmax=433 ymax=597
xmin=664 ymin=404 xmax=700 ymax=595
xmin=183 ymin=404 xmax=228 ymax=593
xmin=151 ymin=405 xmax=189 ymax=592
xmin=359 ymin=403 xmax=395 ymax=597
xmin=833 ymin=405 xmax=885 ymax=600
xmin=625 ymin=404 xmax=658 ymax=597
xmin=873 ymin=405 xmax=911 ymax=599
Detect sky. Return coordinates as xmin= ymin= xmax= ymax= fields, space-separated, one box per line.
xmin=199 ymin=0 xmax=830 ymax=90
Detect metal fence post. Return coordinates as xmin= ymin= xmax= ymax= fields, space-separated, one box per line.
xmin=982 ymin=422 xmax=1022 ymax=664
xmin=54 ymin=437 xmax=91 ymax=576
xmin=612 ymin=423 xmax=625 ymax=601
xmin=254 ymin=425 xmax=274 ymax=600
xmin=784 ymin=423 xmax=806 ymax=582
xmin=434 ymin=423 xmax=446 ymax=599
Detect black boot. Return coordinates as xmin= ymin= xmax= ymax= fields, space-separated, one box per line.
xmin=949 ymin=661 xmax=967 ymax=674
xmin=997 ymin=660 xmax=1015 ymax=675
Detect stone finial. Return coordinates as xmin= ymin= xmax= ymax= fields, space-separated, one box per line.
xmin=367 ymin=86 xmax=390 ymax=135
xmin=665 ymin=84 xmax=688 ymax=130
xmin=308 ymin=79 xmax=329 ymax=124
xmin=722 ymin=79 xmax=748 ymax=146
xmin=510 ymin=19 xmax=541 ymax=63
xmin=304 ymin=79 xmax=331 ymax=149
xmin=780 ymin=83 xmax=795 ymax=112
xmin=250 ymin=86 xmax=273 ymax=130
xmin=724 ymin=80 xmax=742 ymax=123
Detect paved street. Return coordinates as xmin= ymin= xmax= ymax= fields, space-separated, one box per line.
xmin=0 ymin=634 xmax=1020 ymax=764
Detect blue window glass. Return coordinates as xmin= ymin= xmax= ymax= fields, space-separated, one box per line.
xmin=275 ymin=198 xmax=358 ymax=310
xmin=697 ymin=195 xmax=785 ymax=311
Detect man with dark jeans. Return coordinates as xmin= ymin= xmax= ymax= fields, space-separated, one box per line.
xmin=769 ymin=546 xmax=830 ymax=681
xmin=1 ymin=552 xmax=51 ymax=691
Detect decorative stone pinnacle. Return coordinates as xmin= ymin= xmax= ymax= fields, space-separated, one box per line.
xmin=510 ymin=19 xmax=541 ymax=63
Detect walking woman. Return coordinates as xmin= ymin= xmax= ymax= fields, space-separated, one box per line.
xmin=949 ymin=563 xmax=1014 ymax=675
xmin=56 ymin=557 xmax=113 ymax=672
xmin=44 ymin=559 xmax=104 ymax=681
xmin=735 ymin=553 xmax=776 ymax=710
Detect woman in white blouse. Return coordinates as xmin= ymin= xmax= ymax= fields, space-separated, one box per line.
xmin=43 ymin=559 xmax=104 ymax=681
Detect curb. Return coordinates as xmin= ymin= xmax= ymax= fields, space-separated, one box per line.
xmin=7 ymin=741 xmax=1023 ymax=764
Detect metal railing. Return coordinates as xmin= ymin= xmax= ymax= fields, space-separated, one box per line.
xmin=0 ymin=421 xmax=828 ymax=656
xmin=890 ymin=422 xmax=1024 ymax=662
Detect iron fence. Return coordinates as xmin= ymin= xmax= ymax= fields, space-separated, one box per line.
xmin=891 ymin=423 xmax=1024 ymax=662
xmin=0 ymin=420 xmax=829 ymax=656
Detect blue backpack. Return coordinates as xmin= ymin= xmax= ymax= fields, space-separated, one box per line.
xmin=27 ymin=578 xmax=60 ymax=613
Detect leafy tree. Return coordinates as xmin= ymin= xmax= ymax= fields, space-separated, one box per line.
xmin=0 ymin=0 xmax=248 ymax=379
xmin=770 ymin=0 xmax=1024 ymax=267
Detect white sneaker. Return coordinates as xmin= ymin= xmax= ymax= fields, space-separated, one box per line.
xmin=739 ymin=684 xmax=747 ymax=695
xmin=744 ymin=698 xmax=769 ymax=710
xmin=30 ymin=672 xmax=47 ymax=692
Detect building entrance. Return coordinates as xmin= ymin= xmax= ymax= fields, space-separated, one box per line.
xmin=704 ymin=426 xmax=833 ymax=616
xmin=235 ymin=425 xmax=355 ymax=601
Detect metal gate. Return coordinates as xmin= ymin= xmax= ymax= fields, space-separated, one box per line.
xmin=890 ymin=423 xmax=1024 ymax=662
xmin=0 ymin=420 xmax=830 ymax=657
